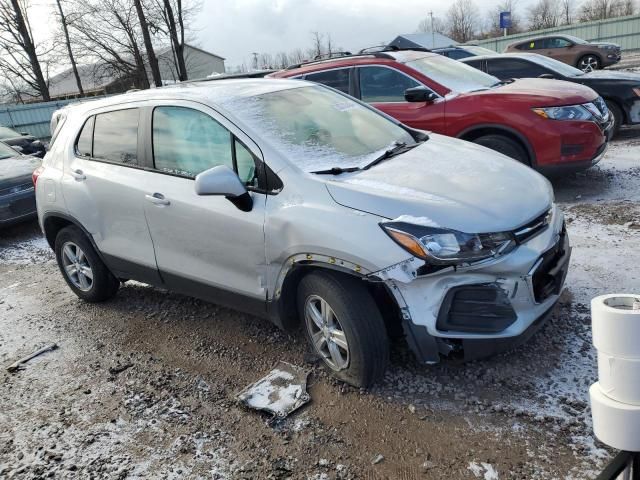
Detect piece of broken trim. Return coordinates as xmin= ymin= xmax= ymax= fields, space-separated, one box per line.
xmin=6 ymin=343 xmax=58 ymax=373
xmin=236 ymin=361 xmax=311 ymax=418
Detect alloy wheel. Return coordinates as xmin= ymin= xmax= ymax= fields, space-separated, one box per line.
xmin=304 ymin=295 xmax=350 ymax=371
xmin=61 ymin=241 xmax=94 ymax=291
xmin=579 ymin=55 xmax=599 ymax=72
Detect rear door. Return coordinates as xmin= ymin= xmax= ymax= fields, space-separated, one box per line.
xmin=355 ymin=65 xmax=446 ymax=133
xmin=141 ymin=102 xmax=268 ymax=313
xmin=63 ymin=107 xmax=161 ymax=283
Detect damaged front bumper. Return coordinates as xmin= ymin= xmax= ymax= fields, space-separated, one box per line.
xmin=371 ymin=206 xmax=570 ymax=364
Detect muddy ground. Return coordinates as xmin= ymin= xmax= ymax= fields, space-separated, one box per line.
xmin=1 ymin=130 xmax=640 ymax=480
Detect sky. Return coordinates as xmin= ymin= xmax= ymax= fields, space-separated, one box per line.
xmin=27 ymin=0 xmax=538 ymax=72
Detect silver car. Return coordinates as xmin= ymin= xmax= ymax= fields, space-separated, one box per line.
xmin=35 ymin=79 xmax=570 ymax=387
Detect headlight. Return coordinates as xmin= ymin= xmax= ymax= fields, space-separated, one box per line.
xmin=380 ymin=221 xmax=516 ymax=265
xmin=532 ymin=104 xmax=595 ymax=121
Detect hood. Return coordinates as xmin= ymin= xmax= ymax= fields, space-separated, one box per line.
xmin=467 ymin=77 xmax=598 ymax=105
xmin=325 ymin=134 xmax=552 ymax=234
xmin=0 ymin=155 xmax=41 ymax=188
xmin=580 ymin=70 xmax=640 ymax=82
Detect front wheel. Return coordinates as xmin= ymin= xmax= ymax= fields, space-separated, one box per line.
xmin=297 ymin=271 xmax=389 ymax=388
xmin=55 ymin=226 xmax=119 ymax=302
xmin=473 ymin=134 xmax=529 ymax=165
xmin=578 ymin=54 xmax=600 ymax=72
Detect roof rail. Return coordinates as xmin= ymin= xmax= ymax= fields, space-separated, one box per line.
xmin=283 ymin=46 xmax=431 ymax=71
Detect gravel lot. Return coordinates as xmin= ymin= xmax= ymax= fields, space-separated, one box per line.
xmin=1 ymin=129 xmax=639 ymax=479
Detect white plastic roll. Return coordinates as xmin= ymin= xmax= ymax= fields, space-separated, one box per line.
xmin=598 ymin=352 xmax=640 ymax=405
xmin=590 ymin=382 xmax=640 ymax=451
xmin=591 ymin=294 xmax=640 ymax=358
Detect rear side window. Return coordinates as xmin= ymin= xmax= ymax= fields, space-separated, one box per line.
xmin=75 ymin=116 xmax=94 ymax=157
xmin=93 ymin=109 xmax=139 ymax=165
xmin=359 ymin=66 xmax=420 ymax=103
xmin=304 ymin=69 xmax=350 ymax=94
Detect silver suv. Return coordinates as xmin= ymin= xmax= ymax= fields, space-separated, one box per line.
xmin=35 ymin=79 xmax=570 ymax=387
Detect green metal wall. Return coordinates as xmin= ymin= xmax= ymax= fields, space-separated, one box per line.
xmin=476 ymin=14 xmax=640 ymax=52
xmin=0 ymin=99 xmax=77 ymax=140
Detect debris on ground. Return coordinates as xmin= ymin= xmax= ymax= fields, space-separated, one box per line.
xmin=6 ymin=343 xmax=58 ymax=373
xmin=236 ymin=361 xmax=310 ymax=418
xmin=108 ymin=362 xmax=134 ymax=376
xmin=371 ymin=454 xmax=384 ymax=465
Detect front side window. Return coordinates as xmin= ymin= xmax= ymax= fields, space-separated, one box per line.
xmin=304 ymin=69 xmax=350 ymax=94
xmin=220 ymin=85 xmax=414 ymax=173
xmin=153 ymin=106 xmax=233 ymax=178
xmin=487 ymin=59 xmax=546 ymax=79
xmin=93 ymin=109 xmax=139 ymax=165
xmin=359 ymin=66 xmax=420 ymax=102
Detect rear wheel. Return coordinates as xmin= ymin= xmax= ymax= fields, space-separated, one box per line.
xmin=297 ymin=271 xmax=389 ymax=388
xmin=55 ymin=226 xmax=119 ymax=302
xmin=578 ymin=54 xmax=600 ymax=72
xmin=473 ymin=134 xmax=529 ymax=165
xmin=605 ymin=100 xmax=623 ymax=137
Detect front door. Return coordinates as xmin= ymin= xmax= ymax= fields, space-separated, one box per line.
xmin=357 ymin=65 xmax=446 ymax=133
xmin=141 ymin=104 xmax=267 ymax=312
xmin=62 ymin=107 xmax=161 ymax=284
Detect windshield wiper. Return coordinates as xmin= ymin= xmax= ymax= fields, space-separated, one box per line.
xmin=362 ymin=142 xmax=419 ymax=170
xmin=311 ymin=166 xmax=362 ymax=175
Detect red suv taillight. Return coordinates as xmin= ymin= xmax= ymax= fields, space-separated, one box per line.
xmin=32 ymin=166 xmax=45 ymax=187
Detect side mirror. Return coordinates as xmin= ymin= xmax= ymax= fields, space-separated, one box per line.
xmin=404 ymin=86 xmax=438 ymax=103
xmin=538 ymin=73 xmax=556 ymax=79
xmin=195 ymin=165 xmax=253 ymax=212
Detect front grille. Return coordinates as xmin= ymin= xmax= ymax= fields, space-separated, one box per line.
xmin=513 ymin=210 xmax=551 ymax=244
xmin=436 ymin=284 xmax=517 ymax=333
xmin=0 ymin=183 xmax=33 ymax=198
xmin=530 ymin=227 xmax=570 ymax=303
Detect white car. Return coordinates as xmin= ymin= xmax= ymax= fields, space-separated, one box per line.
xmin=35 ymin=79 xmax=570 ymax=387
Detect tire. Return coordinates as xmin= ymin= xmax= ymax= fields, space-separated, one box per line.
xmin=54 ymin=225 xmax=119 ymax=302
xmin=297 ymin=271 xmax=389 ymax=388
xmin=473 ymin=134 xmax=529 ymax=165
xmin=577 ymin=54 xmax=601 ymax=72
xmin=605 ymin=100 xmax=623 ymax=138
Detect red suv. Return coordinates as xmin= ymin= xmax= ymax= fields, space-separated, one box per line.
xmin=271 ymin=49 xmax=612 ymax=175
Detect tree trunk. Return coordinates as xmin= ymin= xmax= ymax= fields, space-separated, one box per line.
xmin=55 ymin=0 xmax=83 ymax=96
xmin=133 ymin=0 xmax=162 ymax=87
xmin=164 ymin=0 xmax=187 ymax=81
xmin=9 ymin=0 xmax=49 ymax=100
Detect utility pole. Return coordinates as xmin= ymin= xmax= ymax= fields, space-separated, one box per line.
xmin=429 ymin=11 xmax=435 ymax=48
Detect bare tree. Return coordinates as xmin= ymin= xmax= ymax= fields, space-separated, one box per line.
xmin=416 ymin=15 xmax=447 ymax=34
xmin=289 ymin=48 xmax=306 ymax=64
xmin=54 ymin=0 xmax=83 ymax=96
xmin=528 ymin=0 xmax=560 ymax=30
xmin=579 ymin=0 xmax=635 ymax=20
xmin=275 ymin=51 xmax=289 ymax=69
xmin=0 ymin=0 xmax=51 ymax=100
xmin=69 ymin=0 xmax=150 ymax=90
xmin=258 ymin=52 xmax=273 ymax=69
xmin=133 ymin=0 xmax=162 ymax=87
xmin=483 ymin=0 xmax=523 ymax=37
xmin=446 ymin=0 xmax=479 ymax=43
xmin=310 ymin=31 xmax=324 ymax=57
xmin=560 ymin=0 xmax=576 ymax=24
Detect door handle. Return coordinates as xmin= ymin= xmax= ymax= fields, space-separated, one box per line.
xmin=70 ymin=169 xmax=86 ymax=181
xmin=145 ymin=193 xmax=170 ymax=206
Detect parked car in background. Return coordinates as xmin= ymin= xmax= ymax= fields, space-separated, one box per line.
xmin=36 ymin=79 xmax=569 ymax=387
xmin=271 ymin=48 xmax=611 ymax=175
xmin=0 ymin=141 xmax=40 ymax=227
xmin=504 ymin=35 xmax=621 ymax=72
xmin=0 ymin=125 xmax=46 ymax=157
xmin=463 ymin=52 xmax=640 ymax=136
xmin=433 ymin=45 xmax=497 ymax=60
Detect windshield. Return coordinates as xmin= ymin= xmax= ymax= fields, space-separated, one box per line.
xmin=406 ymin=54 xmax=499 ymax=93
xmin=0 ymin=142 xmax=18 ymax=159
xmin=0 ymin=126 xmax=20 ymax=139
xmin=222 ymin=85 xmax=415 ymax=173
xmin=527 ymin=54 xmax=585 ymax=77
xmin=465 ymin=46 xmax=498 ymax=56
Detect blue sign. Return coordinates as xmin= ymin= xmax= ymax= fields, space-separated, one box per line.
xmin=500 ymin=11 xmax=512 ymax=29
